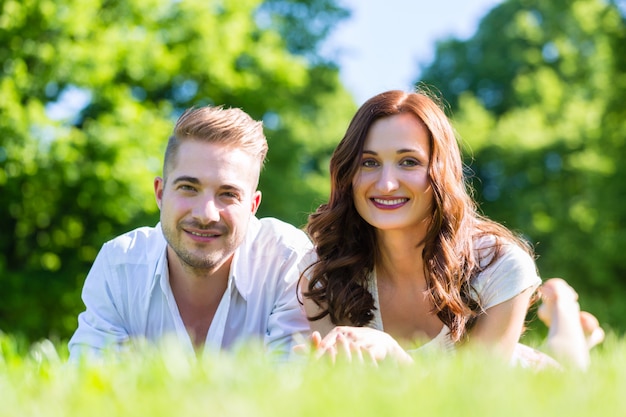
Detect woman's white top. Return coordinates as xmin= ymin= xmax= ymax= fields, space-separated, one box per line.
xmin=302 ymin=235 xmax=542 ymax=356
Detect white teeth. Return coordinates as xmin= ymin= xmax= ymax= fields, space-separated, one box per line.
xmin=190 ymin=231 xmax=217 ymax=237
xmin=373 ymin=198 xmax=407 ymax=206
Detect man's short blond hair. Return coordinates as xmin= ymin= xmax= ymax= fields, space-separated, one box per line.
xmin=163 ymin=106 xmax=267 ymax=178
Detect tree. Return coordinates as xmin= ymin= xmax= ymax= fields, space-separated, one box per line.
xmin=0 ymin=0 xmax=356 ymax=341
xmin=418 ymin=0 xmax=626 ymax=331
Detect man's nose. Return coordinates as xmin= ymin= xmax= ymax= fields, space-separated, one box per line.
xmin=193 ymin=196 xmax=220 ymax=223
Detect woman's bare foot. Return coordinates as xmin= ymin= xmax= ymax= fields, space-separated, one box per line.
xmin=579 ymin=311 xmax=605 ymax=349
xmin=537 ymin=278 xmax=604 ymax=370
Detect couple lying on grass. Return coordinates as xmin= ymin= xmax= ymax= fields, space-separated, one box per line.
xmin=68 ymin=90 xmax=604 ymax=370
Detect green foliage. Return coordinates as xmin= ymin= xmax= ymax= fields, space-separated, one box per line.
xmin=1 ymin=332 xmax=626 ymax=417
xmin=0 ymin=0 xmax=355 ymax=341
xmin=420 ymin=0 xmax=626 ymax=331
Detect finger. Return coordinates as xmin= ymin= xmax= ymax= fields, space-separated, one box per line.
xmin=314 ymin=342 xmax=338 ymax=363
xmin=336 ymin=333 xmax=353 ymax=363
xmin=341 ymin=328 xmax=357 ymax=342
xmin=354 ymin=344 xmax=365 ymax=364
xmin=292 ymin=343 xmax=307 ymax=355
xmin=311 ymin=331 xmax=322 ymax=349
xmin=329 ymin=345 xmax=337 ymax=364
xmin=314 ymin=344 xmax=329 ymax=360
xmin=366 ymin=348 xmax=379 ymax=368
xmin=318 ymin=331 xmax=339 ymax=350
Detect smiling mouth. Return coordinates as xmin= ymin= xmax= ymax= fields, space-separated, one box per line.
xmin=372 ymin=198 xmax=409 ymax=206
xmin=188 ymin=230 xmax=220 ymax=238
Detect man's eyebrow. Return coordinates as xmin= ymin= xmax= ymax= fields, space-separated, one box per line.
xmin=221 ymin=184 xmax=245 ymax=194
xmin=172 ymin=175 xmax=200 ymax=184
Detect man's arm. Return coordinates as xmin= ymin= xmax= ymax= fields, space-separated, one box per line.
xmin=263 ymin=246 xmax=312 ymax=361
xmin=68 ymin=245 xmax=129 ymax=361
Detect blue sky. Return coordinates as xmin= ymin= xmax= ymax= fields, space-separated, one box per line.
xmin=323 ymin=0 xmax=504 ymax=104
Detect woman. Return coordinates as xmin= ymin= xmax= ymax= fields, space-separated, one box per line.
xmin=300 ymin=90 xmax=602 ymax=369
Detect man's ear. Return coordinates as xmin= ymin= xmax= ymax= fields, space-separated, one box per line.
xmin=154 ymin=177 xmax=164 ymax=209
xmin=251 ymin=190 xmax=262 ymax=215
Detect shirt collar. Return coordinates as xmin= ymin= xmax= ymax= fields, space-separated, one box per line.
xmin=229 ymin=216 xmax=261 ymax=301
xmin=153 ymin=223 xmax=169 ymax=294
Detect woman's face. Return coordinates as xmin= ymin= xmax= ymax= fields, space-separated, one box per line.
xmin=352 ymin=113 xmax=434 ymax=235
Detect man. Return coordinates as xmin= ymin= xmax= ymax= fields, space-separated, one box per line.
xmin=68 ymin=106 xmax=312 ymax=360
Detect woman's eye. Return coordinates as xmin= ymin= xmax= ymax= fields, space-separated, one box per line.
xmin=362 ymin=159 xmax=378 ymax=168
xmin=400 ymin=158 xmax=420 ymax=167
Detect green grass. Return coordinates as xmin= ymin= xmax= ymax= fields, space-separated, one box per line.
xmin=1 ymin=332 xmax=625 ymax=417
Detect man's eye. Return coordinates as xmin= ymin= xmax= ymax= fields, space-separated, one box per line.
xmin=179 ymin=184 xmax=197 ymax=191
xmin=222 ymin=192 xmax=240 ymax=199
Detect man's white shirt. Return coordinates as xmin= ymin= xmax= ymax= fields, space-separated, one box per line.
xmin=68 ymin=217 xmax=312 ymax=361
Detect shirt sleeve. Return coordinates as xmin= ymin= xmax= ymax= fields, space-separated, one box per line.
xmin=263 ymin=239 xmax=312 ymax=361
xmin=471 ymin=242 xmax=542 ymax=311
xmin=67 ymin=243 xmax=130 ymax=361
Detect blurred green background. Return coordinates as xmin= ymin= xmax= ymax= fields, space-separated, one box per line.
xmin=1 ymin=0 xmax=624 ymax=342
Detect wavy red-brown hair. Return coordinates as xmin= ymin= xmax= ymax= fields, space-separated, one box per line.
xmin=303 ymin=90 xmax=532 ymax=342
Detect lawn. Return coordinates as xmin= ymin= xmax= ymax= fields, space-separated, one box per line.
xmin=1 ymin=332 xmax=624 ymax=417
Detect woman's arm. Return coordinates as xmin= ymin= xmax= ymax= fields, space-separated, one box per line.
xmin=466 ymin=286 xmax=535 ymax=360
xmin=300 ymin=286 xmax=337 ymax=337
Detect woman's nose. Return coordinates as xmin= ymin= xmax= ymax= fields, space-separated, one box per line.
xmin=376 ymin=165 xmax=399 ymax=193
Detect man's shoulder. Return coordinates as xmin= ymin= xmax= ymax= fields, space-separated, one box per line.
xmin=254 ymin=217 xmax=311 ymax=246
xmin=233 ymin=218 xmax=311 ymax=296
xmin=259 ymin=217 xmax=309 ymax=240
xmin=103 ymin=224 xmax=166 ymax=258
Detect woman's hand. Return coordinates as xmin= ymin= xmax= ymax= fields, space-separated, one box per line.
xmin=309 ymin=326 xmax=413 ymax=365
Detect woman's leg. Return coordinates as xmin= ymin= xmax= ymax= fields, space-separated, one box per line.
xmin=537 ymin=278 xmax=605 ymax=370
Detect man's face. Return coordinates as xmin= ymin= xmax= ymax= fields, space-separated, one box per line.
xmin=154 ymin=140 xmax=261 ymax=274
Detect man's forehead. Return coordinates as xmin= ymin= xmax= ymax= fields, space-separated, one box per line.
xmin=177 ymin=140 xmax=258 ymax=163
xmin=169 ymin=142 xmax=260 ymax=189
